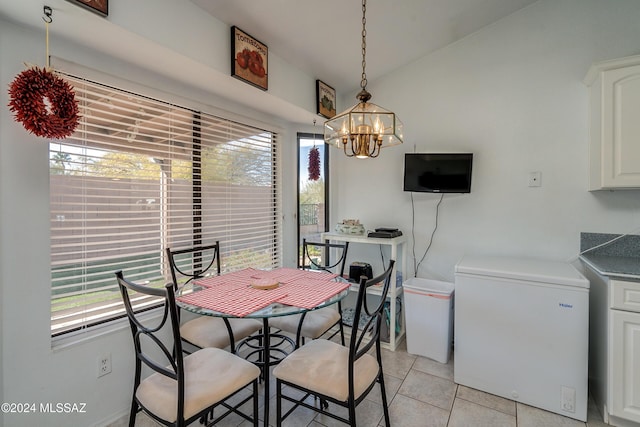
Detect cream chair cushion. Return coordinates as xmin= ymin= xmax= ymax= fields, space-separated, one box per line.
xmin=273 ymin=339 xmax=379 ymax=402
xmin=270 ymin=306 xmax=340 ymax=339
xmin=180 ymin=316 xmax=262 ymax=349
xmin=136 ymin=347 xmax=260 ymax=423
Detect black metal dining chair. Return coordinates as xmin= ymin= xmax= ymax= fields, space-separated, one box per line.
xmin=115 ymin=270 xmax=260 ymax=427
xmin=272 ymin=260 xmax=395 ymax=427
xmin=166 ymin=243 xmax=262 ymax=353
xmin=269 ymin=239 xmax=350 ymax=348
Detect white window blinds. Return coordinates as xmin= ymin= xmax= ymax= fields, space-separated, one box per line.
xmin=50 ymin=73 xmax=281 ymax=336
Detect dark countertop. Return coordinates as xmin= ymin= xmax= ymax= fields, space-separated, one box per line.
xmin=580 ymin=253 xmax=640 ymax=280
xmin=580 ymin=232 xmax=640 ymax=280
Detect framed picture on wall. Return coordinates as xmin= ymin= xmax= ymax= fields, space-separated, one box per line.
xmin=66 ymin=0 xmax=108 ymax=16
xmin=316 ymin=80 xmax=336 ymax=119
xmin=231 ymin=26 xmax=268 ymax=91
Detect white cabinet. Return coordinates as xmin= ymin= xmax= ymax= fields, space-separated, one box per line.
xmin=584 ymin=264 xmax=640 ymax=426
xmin=321 ymin=232 xmax=407 ymax=351
xmin=584 ymin=55 xmax=640 ymax=190
xmin=610 ymin=309 xmax=640 ymax=423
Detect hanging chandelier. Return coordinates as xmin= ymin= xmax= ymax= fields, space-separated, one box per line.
xmin=323 ymin=0 xmax=403 ymax=159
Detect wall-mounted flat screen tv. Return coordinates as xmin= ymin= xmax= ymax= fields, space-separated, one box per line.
xmin=403 ymin=153 xmax=473 ymax=193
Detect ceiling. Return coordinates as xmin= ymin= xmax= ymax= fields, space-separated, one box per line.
xmin=0 ymin=0 xmax=538 ymax=123
xmin=191 ymin=0 xmax=539 ymax=94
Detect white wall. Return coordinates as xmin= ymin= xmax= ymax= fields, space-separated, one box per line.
xmin=330 ymin=0 xmax=640 ymax=282
xmin=0 ymin=16 xmax=301 ymax=427
xmin=3 ymin=0 xmax=640 ymax=425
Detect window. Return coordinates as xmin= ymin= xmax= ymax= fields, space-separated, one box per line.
xmin=297 ymin=133 xmax=328 ymax=267
xmin=51 ymin=74 xmax=280 ymax=336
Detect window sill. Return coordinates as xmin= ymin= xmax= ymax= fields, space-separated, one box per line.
xmin=51 ymin=307 xmax=164 ymax=352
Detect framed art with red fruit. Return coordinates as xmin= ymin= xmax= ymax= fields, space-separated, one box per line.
xmin=231 ymin=26 xmax=268 ymax=91
xmin=66 ymin=0 xmax=108 ymax=16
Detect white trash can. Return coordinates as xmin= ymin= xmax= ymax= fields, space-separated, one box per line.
xmin=403 ymin=278 xmax=454 ymax=363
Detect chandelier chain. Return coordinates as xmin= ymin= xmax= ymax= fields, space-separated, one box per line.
xmin=360 ymin=0 xmax=367 ymax=91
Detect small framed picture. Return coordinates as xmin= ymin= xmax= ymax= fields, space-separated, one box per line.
xmin=66 ymin=0 xmax=108 ymax=16
xmin=316 ymin=80 xmax=336 ymax=119
xmin=231 ymin=26 xmax=268 ymax=91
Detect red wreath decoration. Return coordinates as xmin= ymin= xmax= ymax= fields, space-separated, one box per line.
xmin=308 ymin=146 xmax=321 ymax=181
xmin=8 ymin=66 xmax=80 ymax=139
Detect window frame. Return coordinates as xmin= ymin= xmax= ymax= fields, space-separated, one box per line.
xmin=296 ymin=132 xmax=329 ymax=268
xmin=50 ymin=72 xmax=281 ymax=338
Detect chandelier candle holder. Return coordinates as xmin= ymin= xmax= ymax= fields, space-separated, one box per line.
xmin=323 ymin=0 xmax=403 ymax=159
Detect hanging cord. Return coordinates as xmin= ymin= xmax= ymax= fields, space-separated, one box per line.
xmin=412 ymin=193 xmax=444 ymax=277
xmin=42 ymin=6 xmax=53 ymax=68
xmin=312 ymin=119 xmax=317 ymax=147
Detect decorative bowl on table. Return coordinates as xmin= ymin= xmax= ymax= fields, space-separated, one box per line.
xmin=251 ymin=278 xmax=279 ymax=290
xmin=335 ymin=220 xmax=365 ymax=235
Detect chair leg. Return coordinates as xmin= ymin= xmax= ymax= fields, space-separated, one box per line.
xmin=203 ymin=408 xmax=214 ymax=424
xmin=253 ymin=380 xmax=259 ymax=427
xmin=276 ymin=380 xmax=283 ymax=427
xmin=348 ymin=398 xmax=357 ymax=427
xmin=378 ymin=372 xmax=391 ymax=427
xmin=339 ymin=320 xmax=345 ymax=346
xmin=128 ymin=400 xmax=138 ymax=427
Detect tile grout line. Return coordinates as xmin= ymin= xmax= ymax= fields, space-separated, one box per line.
xmin=445 ymin=384 xmax=459 ymax=427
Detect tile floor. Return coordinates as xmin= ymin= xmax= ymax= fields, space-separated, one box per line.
xmin=118 ymin=338 xmax=610 ymax=427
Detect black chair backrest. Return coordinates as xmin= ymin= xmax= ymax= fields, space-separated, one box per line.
xmin=301 ymin=239 xmax=350 ymax=277
xmin=166 ymin=242 xmax=221 ymax=288
xmin=349 ymin=260 xmax=395 ymax=367
xmin=115 ymin=271 xmax=186 ymax=411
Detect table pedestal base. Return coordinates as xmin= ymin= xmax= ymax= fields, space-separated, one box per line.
xmin=235 ymin=320 xmax=295 ymax=426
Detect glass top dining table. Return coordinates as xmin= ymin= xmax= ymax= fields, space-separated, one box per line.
xmin=174 ymin=268 xmax=350 ymax=426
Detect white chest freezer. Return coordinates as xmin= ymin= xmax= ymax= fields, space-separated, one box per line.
xmin=454 ymin=255 xmax=589 ymax=421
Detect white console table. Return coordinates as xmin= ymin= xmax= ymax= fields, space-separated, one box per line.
xmin=321 ymin=232 xmax=407 ymax=351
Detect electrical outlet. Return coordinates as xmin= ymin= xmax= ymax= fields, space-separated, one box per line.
xmin=98 ymin=353 xmax=112 ymax=377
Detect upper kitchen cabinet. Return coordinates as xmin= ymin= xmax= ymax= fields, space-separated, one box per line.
xmin=585 ymin=55 xmax=640 ymax=191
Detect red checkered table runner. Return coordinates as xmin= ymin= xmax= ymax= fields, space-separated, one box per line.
xmin=177 ymin=267 xmax=350 ymax=316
